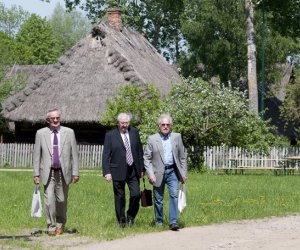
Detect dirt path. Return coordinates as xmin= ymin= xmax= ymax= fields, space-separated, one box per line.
xmin=19 ymin=214 xmax=300 ymax=249
xmin=66 ymin=214 xmax=300 ymax=250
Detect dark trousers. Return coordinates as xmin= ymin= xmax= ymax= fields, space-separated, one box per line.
xmin=113 ymin=165 xmax=140 ymax=223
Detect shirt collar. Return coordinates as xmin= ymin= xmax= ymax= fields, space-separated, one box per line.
xmin=160 ymin=132 xmax=171 ymax=140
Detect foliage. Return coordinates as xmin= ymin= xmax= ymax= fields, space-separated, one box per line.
xmin=15 ymin=14 xmax=61 ymax=64
xmin=0 ymin=31 xmax=21 ymax=65
xmin=165 ymin=77 xmax=275 ymax=168
xmin=49 ymin=2 xmax=92 ymax=55
xmin=101 ymin=78 xmax=276 ymax=169
xmin=280 ymin=69 xmax=300 ymax=138
xmin=179 ymin=0 xmax=247 ymax=85
xmin=0 ymin=65 xmax=27 ymax=132
xmin=255 ymin=0 xmax=300 ymax=38
xmin=100 ymin=84 xmax=162 ymax=143
xmin=0 ymin=2 xmax=30 ymax=37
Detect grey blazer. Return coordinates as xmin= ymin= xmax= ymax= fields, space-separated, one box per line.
xmin=33 ymin=126 xmax=79 ymax=185
xmin=144 ymin=132 xmax=187 ymax=187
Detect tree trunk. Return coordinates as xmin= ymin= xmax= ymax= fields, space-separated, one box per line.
xmin=245 ymin=0 xmax=258 ymax=114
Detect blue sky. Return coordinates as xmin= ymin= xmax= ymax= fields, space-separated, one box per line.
xmin=1 ymin=0 xmax=66 ymax=18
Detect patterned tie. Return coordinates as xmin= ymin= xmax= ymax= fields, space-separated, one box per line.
xmin=123 ymin=133 xmax=133 ymax=166
xmin=52 ymin=130 xmax=60 ymax=168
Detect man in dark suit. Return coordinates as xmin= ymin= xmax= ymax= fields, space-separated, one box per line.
xmin=102 ymin=113 xmax=144 ymax=228
xmin=33 ymin=108 xmax=79 ymax=236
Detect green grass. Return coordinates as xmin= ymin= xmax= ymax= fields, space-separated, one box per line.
xmin=1 ymin=169 xmax=300 ymax=246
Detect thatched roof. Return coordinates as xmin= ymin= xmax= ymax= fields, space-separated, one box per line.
xmin=1 ymin=22 xmax=180 ymax=124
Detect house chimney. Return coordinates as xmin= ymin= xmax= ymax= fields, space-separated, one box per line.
xmin=107 ymin=7 xmax=122 ymax=30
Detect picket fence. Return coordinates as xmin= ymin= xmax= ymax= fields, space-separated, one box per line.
xmin=0 ymin=143 xmax=103 ymax=169
xmin=0 ymin=143 xmax=299 ymax=169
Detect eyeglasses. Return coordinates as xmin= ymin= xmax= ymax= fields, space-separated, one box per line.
xmin=49 ymin=117 xmax=60 ymax=121
xmin=160 ymin=123 xmax=171 ymax=127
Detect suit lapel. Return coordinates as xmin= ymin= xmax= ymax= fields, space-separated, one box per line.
xmin=154 ymin=133 xmax=164 ymax=160
xmin=60 ymin=127 xmax=67 ymax=155
xmin=128 ymin=127 xmax=135 ymax=149
xmin=170 ymin=133 xmax=177 ymax=153
xmin=43 ymin=128 xmax=52 ymax=155
xmin=115 ymin=129 xmax=125 ymax=148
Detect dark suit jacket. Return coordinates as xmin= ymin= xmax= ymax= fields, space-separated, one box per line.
xmin=102 ymin=126 xmax=144 ymax=181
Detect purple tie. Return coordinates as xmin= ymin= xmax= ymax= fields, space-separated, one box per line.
xmin=52 ymin=130 xmax=60 ymax=168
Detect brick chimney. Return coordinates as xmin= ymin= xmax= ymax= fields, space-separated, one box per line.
xmin=107 ymin=7 xmax=122 ymax=30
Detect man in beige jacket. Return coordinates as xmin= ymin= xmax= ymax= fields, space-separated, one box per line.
xmin=33 ymin=109 xmax=79 ymax=236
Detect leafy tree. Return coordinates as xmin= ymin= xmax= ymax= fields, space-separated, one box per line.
xmin=0 ymin=31 xmax=20 ymax=65
xmin=49 ymin=3 xmax=92 ymax=55
xmin=15 ymin=14 xmax=61 ymax=64
xmin=179 ymin=0 xmax=246 ymax=84
xmin=165 ymin=77 xmax=275 ymax=168
xmin=0 ymin=2 xmax=29 ymax=37
xmin=100 ymin=84 xmax=163 ymax=143
xmin=280 ymin=69 xmax=300 ymax=139
xmin=256 ymin=0 xmax=300 ymax=38
xmin=101 ymin=78 xmax=276 ymax=169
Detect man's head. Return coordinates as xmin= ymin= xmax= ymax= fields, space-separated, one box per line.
xmin=117 ymin=113 xmax=131 ymax=133
xmin=46 ymin=109 xmax=61 ymax=130
xmin=158 ymin=114 xmax=172 ymax=136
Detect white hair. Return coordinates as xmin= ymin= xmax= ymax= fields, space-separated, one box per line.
xmin=117 ymin=113 xmax=131 ymax=122
xmin=157 ymin=114 xmax=172 ymax=125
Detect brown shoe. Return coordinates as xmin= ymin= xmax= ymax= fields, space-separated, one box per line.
xmin=56 ymin=228 xmax=64 ymax=235
xmin=48 ymin=230 xmax=56 ymax=236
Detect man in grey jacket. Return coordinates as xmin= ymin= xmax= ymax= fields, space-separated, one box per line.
xmin=144 ymin=114 xmax=187 ymax=231
xmin=33 ymin=109 xmax=79 ymax=236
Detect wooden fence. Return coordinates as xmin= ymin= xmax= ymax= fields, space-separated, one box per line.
xmin=0 ymin=143 xmax=103 ymax=169
xmin=0 ymin=143 xmax=299 ymax=169
xmin=204 ymin=146 xmax=300 ymax=170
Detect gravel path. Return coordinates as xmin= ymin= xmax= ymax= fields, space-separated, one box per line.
xmin=68 ymin=214 xmax=300 ymax=250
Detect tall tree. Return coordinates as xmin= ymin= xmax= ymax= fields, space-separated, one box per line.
xmin=180 ymin=0 xmax=247 ymax=85
xmin=16 ymin=14 xmax=60 ymax=64
xmin=245 ymin=0 xmax=258 ymax=113
xmin=0 ymin=2 xmax=29 ymax=37
xmin=49 ymin=3 xmax=92 ymax=54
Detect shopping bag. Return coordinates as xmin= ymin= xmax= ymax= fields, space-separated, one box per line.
xmin=178 ymin=183 xmax=186 ymax=213
xmin=140 ymin=177 xmax=153 ymax=207
xmin=31 ymin=185 xmax=42 ymax=218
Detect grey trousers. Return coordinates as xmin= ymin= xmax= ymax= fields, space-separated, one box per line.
xmin=44 ymin=169 xmax=69 ymax=232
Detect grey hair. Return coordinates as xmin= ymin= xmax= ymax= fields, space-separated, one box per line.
xmin=47 ymin=108 xmax=61 ymax=118
xmin=117 ymin=112 xmax=131 ymax=122
xmin=157 ymin=114 xmax=172 ymax=125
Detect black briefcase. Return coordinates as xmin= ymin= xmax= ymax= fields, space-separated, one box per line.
xmin=140 ymin=177 xmax=153 ymax=207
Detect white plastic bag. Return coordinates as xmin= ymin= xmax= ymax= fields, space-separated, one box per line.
xmin=178 ymin=183 xmax=186 ymax=213
xmin=31 ymin=185 xmax=42 ymax=218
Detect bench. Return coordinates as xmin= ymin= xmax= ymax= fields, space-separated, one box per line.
xmin=222 ymin=166 xmax=295 ymax=175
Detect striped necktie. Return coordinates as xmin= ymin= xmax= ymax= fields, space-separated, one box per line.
xmin=52 ymin=130 xmax=60 ymax=168
xmin=123 ymin=133 xmax=133 ymax=166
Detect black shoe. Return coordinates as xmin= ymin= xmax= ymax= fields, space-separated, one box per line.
xmin=169 ymin=223 xmax=180 ymax=231
xmin=127 ymin=218 xmax=134 ymax=228
xmin=119 ymin=222 xmax=126 ymax=228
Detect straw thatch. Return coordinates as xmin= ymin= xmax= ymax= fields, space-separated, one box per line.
xmin=1 ymin=22 xmax=180 ymax=124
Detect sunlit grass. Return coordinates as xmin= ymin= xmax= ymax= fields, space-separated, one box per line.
xmin=1 ymin=169 xmax=300 ymax=244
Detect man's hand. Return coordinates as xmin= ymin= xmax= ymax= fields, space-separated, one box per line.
xmin=34 ymin=176 xmax=40 ymax=185
xmin=104 ymin=174 xmax=112 ymax=182
xmin=72 ymin=175 xmax=79 ymax=184
xmin=149 ymin=175 xmax=156 ymax=185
